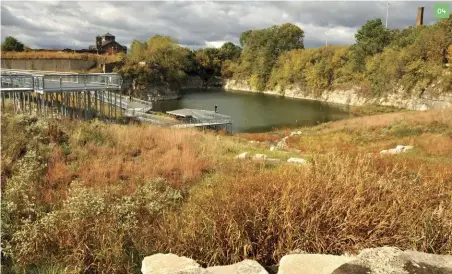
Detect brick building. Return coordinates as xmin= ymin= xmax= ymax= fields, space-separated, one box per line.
xmin=89 ymin=32 xmax=127 ymax=55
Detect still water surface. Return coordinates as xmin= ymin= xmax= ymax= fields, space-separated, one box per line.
xmin=152 ymin=89 xmax=351 ymax=133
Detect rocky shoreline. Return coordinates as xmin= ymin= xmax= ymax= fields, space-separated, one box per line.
xmin=141 ymin=247 xmax=452 ymax=274
xmin=223 ymin=79 xmax=452 ymax=111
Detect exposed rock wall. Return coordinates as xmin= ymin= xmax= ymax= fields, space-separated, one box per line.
xmin=223 ymin=79 xmax=452 ymax=110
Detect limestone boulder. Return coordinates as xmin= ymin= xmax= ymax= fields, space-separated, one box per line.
xmin=278 ymin=254 xmax=354 ymax=274
xmin=287 ymin=158 xmax=308 ymax=165
xmin=235 ymin=152 xmax=249 ymax=159
xmin=380 ymin=145 xmax=414 ymax=155
xmin=141 ymin=253 xmax=209 ymax=274
xmin=207 ymin=259 xmax=268 ymax=274
xmin=332 ymin=247 xmax=452 ymax=274
xmin=270 ymin=146 xmax=277 ymax=151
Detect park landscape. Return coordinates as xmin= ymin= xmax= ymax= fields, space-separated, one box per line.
xmin=1 ymin=2 xmax=452 ymax=274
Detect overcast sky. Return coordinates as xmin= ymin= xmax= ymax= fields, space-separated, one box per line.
xmin=1 ymin=1 xmax=443 ymax=50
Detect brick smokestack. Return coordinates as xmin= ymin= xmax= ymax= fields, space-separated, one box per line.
xmin=416 ymin=7 xmax=424 ymax=26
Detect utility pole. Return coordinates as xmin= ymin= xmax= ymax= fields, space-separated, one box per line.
xmin=325 ymin=32 xmax=328 ymax=47
xmin=385 ymin=1 xmax=390 ymax=28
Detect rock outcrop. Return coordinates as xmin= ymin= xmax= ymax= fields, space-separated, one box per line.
xmin=224 ymin=79 xmax=452 ymax=111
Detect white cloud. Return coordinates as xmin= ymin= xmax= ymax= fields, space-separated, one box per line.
xmin=1 ymin=1 xmax=441 ymax=50
xmin=205 ymin=41 xmax=227 ymax=48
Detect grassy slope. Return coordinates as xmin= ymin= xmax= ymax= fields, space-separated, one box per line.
xmin=1 ymin=108 xmax=451 ymax=273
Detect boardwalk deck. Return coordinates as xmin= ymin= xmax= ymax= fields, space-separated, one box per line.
xmin=167 ymin=108 xmax=232 ymax=133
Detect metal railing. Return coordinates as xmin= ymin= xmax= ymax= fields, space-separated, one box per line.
xmin=1 ymin=73 xmax=122 ymax=92
xmin=1 ymin=74 xmax=35 ymax=91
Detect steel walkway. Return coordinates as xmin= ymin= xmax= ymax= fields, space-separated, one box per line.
xmin=0 ymin=69 xmax=152 ymax=116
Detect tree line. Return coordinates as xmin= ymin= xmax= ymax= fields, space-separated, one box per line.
xmin=5 ymin=16 xmax=451 ymax=97
xmin=120 ymin=17 xmax=451 ymax=97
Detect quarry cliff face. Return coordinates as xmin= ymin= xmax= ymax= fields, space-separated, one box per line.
xmin=223 ymin=79 xmax=452 ymax=110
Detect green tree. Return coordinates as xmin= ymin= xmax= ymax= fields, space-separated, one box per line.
xmin=119 ymin=35 xmax=191 ymax=95
xmin=218 ymin=42 xmax=241 ymax=61
xmin=350 ymin=18 xmax=391 ymax=72
xmin=129 ymin=40 xmax=147 ymax=61
xmin=1 ymin=36 xmax=24 ymax=52
xmin=239 ymin=30 xmax=252 ymax=47
xmin=194 ymin=48 xmax=221 ymax=88
xmin=235 ymin=23 xmax=304 ymax=91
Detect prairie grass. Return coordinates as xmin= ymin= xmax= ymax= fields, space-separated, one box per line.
xmin=1 ymin=51 xmax=119 ymax=63
xmin=1 ymin=107 xmax=452 ymax=273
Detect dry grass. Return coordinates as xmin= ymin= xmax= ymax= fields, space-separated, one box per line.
xmin=238 ymin=132 xmax=285 ymax=143
xmin=153 ymin=153 xmax=452 ymax=266
xmin=50 ymin=120 xmax=212 ymax=189
xmin=317 ymin=108 xmax=452 ymax=133
xmin=1 ymin=51 xmax=120 ymax=63
xmin=2 ymin=108 xmax=452 ymax=273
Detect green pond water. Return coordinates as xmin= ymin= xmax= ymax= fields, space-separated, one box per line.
xmin=152 ymin=89 xmax=351 ymax=133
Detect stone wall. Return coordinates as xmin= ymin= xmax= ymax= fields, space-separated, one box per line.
xmin=224 ymin=79 xmax=452 ymax=110
xmin=1 ymin=58 xmax=98 ymax=72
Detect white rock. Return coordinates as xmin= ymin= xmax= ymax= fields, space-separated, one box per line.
xmin=278 ymin=254 xmax=354 ymax=274
xmin=234 ymin=152 xmax=249 ymax=159
xmin=381 ymin=145 xmax=414 ymax=155
xmin=141 ymin=253 xmax=208 ymax=274
xmin=276 ymin=139 xmax=287 ymax=149
xmin=249 ymin=141 xmax=256 ymax=144
xmin=297 ymin=131 xmax=302 ymax=135
xmin=252 ymin=154 xmax=267 ymax=160
xmin=207 ymin=259 xmax=268 ymax=274
xmin=287 ymin=157 xmax=308 ymax=164
xmin=270 ymin=146 xmax=277 ymax=151
xmin=333 ymin=246 xmax=452 ymax=274
xmin=395 ymin=145 xmax=405 ymax=151
xmin=380 ymin=149 xmax=399 ymax=155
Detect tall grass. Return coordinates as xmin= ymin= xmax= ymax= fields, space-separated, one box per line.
xmin=1 ymin=51 xmax=119 ymax=63
xmin=1 ymin=108 xmax=451 ymax=273
xmin=151 ymin=153 xmax=452 ymax=266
